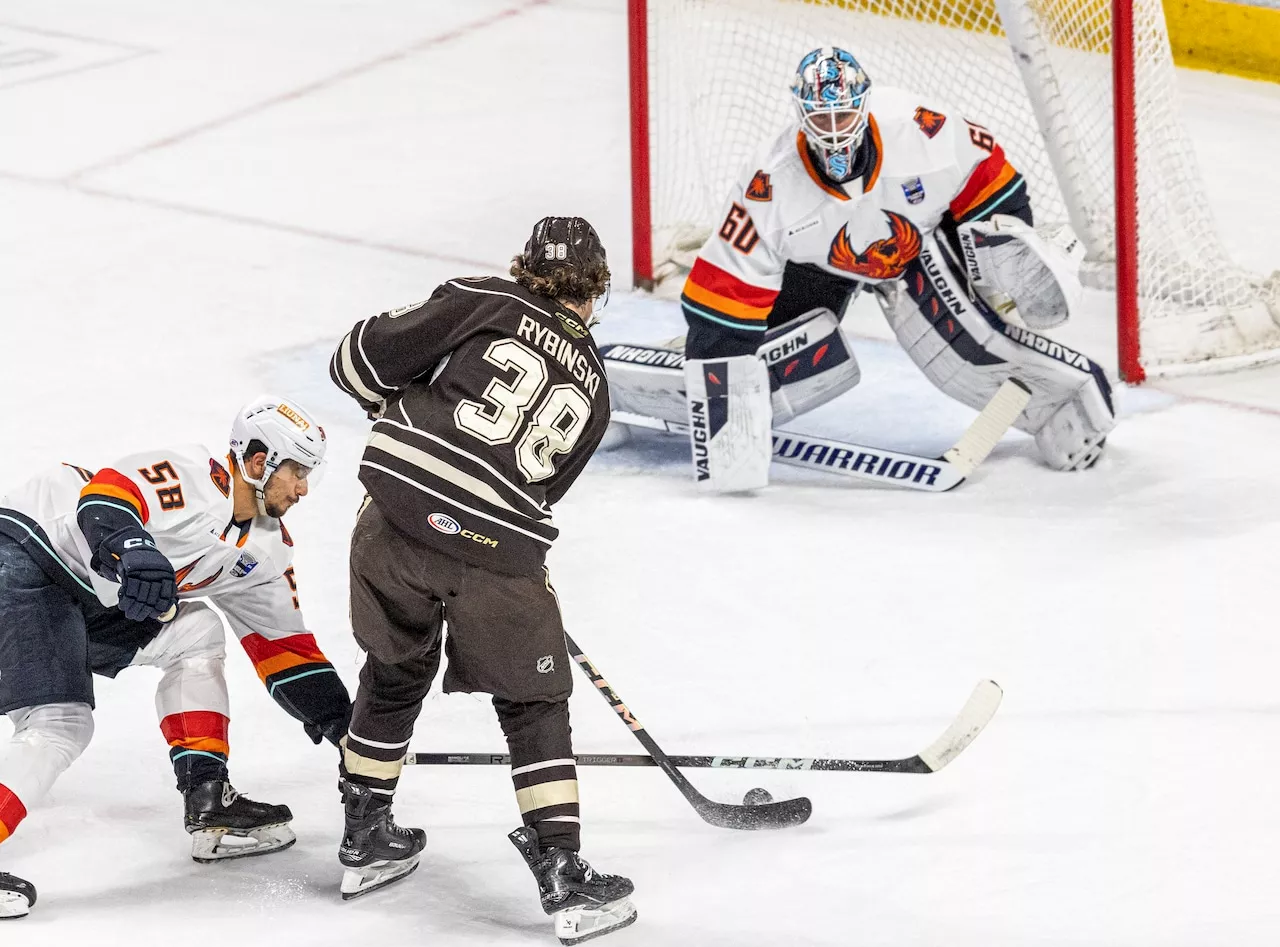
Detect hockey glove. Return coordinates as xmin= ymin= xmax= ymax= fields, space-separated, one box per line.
xmin=304 ymin=701 xmax=353 ymax=748
xmin=95 ymin=526 xmax=177 ymax=622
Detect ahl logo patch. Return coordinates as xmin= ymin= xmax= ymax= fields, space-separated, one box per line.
xmin=428 ymin=512 xmax=461 ymax=535
xmin=536 ymin=655 xmax=555 ymax=674
xmin=230 ymin=552 xmax=259 ymax=578
xmin=902 ymin=177 xmax=926 ymax=205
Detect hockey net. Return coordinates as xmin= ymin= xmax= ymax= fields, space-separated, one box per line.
xmin=634 ymin=0 xmax=1280 ymax=375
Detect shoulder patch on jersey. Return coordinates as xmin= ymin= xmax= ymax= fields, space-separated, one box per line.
xmin=230 ymin=551 xmax=259 ymax=578
xmin=387 ymin=299 xmax=427 ymax=319
xmin=209 ymin=457 xmax=231 ymax=498
xmin=913 ymin=107 xmax=947 ymax=138
xmin=902 ymin=177 xmax=926 ymax=205
xmin=745 ymin=170 xmax=773 ymax=202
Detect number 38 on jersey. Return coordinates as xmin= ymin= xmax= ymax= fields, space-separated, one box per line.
xmin=453 ymin=338 xmax=593 ymax=482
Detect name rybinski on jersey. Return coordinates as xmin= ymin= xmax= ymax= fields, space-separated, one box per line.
xmin=516 ymin=314 xmax=601 ymax=397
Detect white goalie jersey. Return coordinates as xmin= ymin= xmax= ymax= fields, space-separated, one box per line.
xmin=679 ymin=86 xmax=1029 ymax=334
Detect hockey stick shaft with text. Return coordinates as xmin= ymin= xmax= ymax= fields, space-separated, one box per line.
xmin=407 ymin=680 xmax=1003 ymax=774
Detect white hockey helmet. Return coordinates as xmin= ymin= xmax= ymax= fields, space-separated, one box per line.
xmin=229 ymin=396 xmax=327 ymax=510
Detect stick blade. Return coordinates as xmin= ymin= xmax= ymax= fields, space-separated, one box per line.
xmin=916 ymin=680 xmax=1004 ymax=772
xmin=694 ymin=795 xmax=812 ymax=830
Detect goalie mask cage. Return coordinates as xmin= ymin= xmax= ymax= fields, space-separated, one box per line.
xmin=627 ymin=0 xmax=1280 ymax=381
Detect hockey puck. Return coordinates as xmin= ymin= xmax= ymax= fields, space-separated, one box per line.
xmin=742 ymin=787 xmax=773 ymax=806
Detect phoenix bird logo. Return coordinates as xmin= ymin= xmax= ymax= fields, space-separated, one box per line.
xmin=175 ymin=557 xmax=223 ymax=593
xmin=827 ymin=212 xmax=923 ymax=281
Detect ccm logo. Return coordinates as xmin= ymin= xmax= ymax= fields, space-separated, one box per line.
xmin=428 ymin=513 xmax=499 ymax=547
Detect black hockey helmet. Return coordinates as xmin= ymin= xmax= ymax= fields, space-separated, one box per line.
xmin=513 ymin=216 xmax=610 ymax=308
xmin=521 ymin=216 xmax=608 ymax=279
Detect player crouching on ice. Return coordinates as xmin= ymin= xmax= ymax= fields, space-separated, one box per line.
xmin=329 ymin=217 xmax=635 ymax=944
xmin=0 ymin=397 xmax=352 ymax=919
xmin=604 ymin=47 xmax=1116 ymax=492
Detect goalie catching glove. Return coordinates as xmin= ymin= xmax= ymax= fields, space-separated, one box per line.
xmin=956 ymin=215 xmax=1085 ymax=331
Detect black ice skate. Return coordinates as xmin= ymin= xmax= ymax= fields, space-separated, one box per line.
xmin=338 ymin=782 xmax=426 ymax=901
xmin=183 ymin=780 xmax=296 ymax=863
xmin=0 ymin=872 xmax=35 ymax=920
xmin=509 ymin=826 xmax=637 ymax=945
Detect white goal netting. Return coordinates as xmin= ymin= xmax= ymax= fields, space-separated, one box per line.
xmin=643 ymin=0 xmax=1280 ymax=371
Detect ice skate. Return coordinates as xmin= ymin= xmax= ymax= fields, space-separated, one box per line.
xmin=0 ymin=872 xmax=36 ymax=920
xmin=184 ymin=780 xmax=295 ymax=863
xmin=338 ymin=782 xmax=425 ymax=901
xmin=509 ymin=827 xmax=636 ymax=945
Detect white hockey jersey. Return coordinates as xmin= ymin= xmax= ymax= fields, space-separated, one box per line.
xmin=679 ymin=87 xmax=1028 ymax=333
xmin=0 ymin=446 xmax=305 ymax=647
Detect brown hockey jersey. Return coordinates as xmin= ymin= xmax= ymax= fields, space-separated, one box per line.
xmin=330 ymin=276 xmax=610 ymax=575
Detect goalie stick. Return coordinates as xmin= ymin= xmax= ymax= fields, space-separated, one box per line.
xmin=407 ymin=680 xmax=1002 ymax=774
xmin=613 ymin=377 xmax=1032 ymax=492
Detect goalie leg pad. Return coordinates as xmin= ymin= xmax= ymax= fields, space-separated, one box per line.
xmin=684 ymin=354 xmax=772 ymax=492
xmin=598 ymin=343 xmax=687 ymax=426
xmin=600 ymin=307 xmax=860 ymax=433
xmin=879 ymin=234 xmax=1115 ymax=470
xmin=758 ymin=308 xmax=860 ymax=424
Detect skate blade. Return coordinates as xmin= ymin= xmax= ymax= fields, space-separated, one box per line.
xmin=0 ymin=891 xmax=31 ymax=920
xmin=191 ymin=822 xmax=297 ymax=863
xmin=340 ymin=855 xmax=422 ymax=901
xmin=555 ymin=898 xmax=637 ymax=945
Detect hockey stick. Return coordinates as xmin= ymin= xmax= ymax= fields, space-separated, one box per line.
xmin=612 ymin=378 xmax=1032 ymax=492
xmin=407 ymin=680 xmax=1002 ymax=775
xmin=567 ymin=632 xmax=809 ymax=830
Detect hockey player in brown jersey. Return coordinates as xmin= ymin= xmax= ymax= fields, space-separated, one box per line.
xmin=329 ymin=217 xmax=635 ymax=944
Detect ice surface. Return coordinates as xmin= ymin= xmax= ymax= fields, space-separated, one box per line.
xmin=0 ymin=2 xmax=1277 ymax=944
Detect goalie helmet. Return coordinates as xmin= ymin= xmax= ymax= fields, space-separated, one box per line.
xmin=791 ymin=47 xmax=872 ymax=183
xmin=229 ymin=396 xmax=327 ymax=514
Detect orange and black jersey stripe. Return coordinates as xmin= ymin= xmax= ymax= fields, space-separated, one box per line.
xmin=949 ymin=145 xmax=1031 ymax=225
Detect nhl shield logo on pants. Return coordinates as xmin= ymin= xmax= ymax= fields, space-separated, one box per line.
xmin=536 ymin=655 xmax=555 ymax=674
